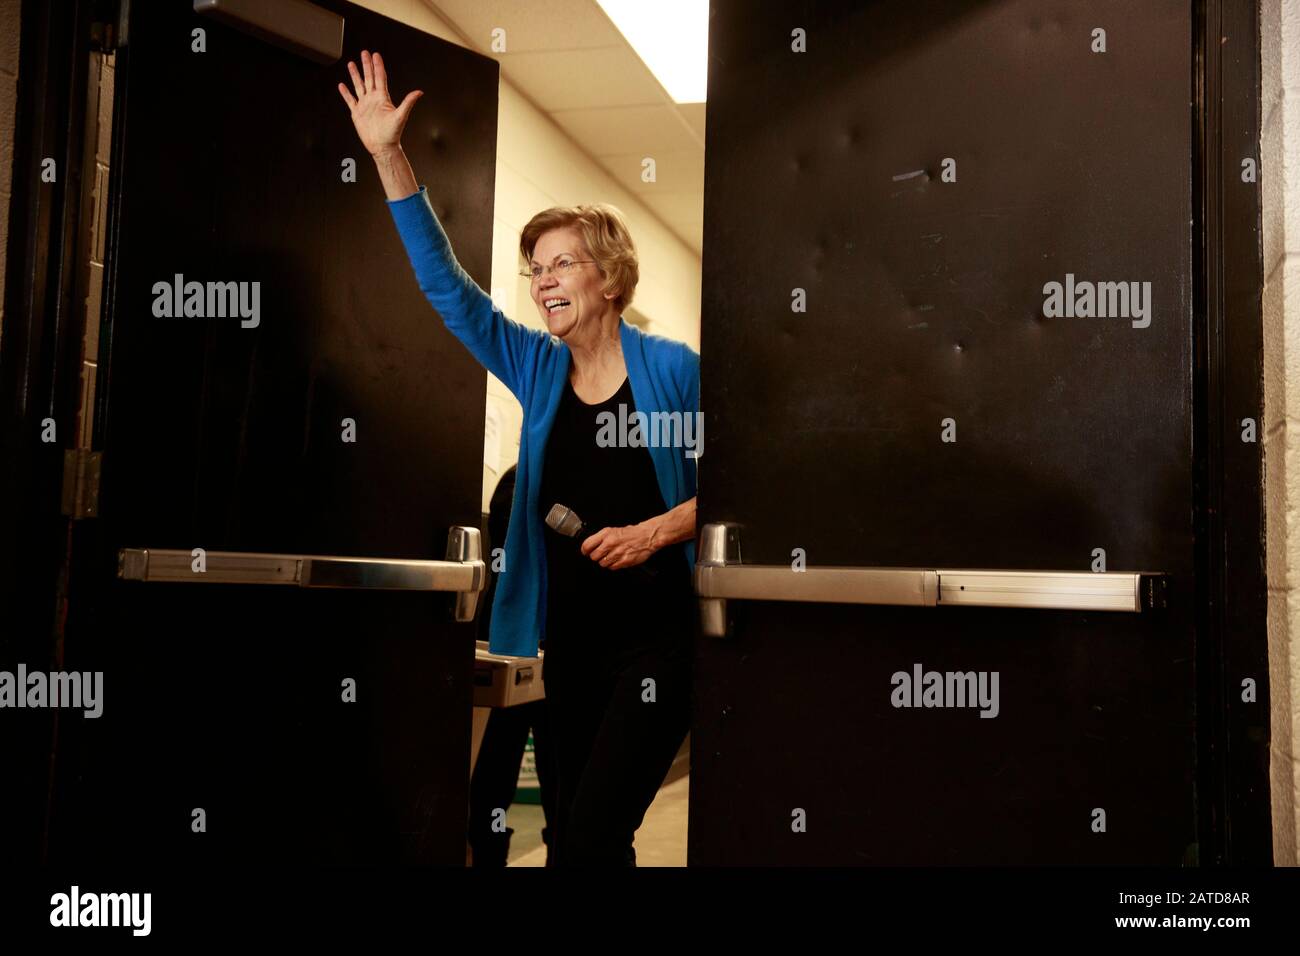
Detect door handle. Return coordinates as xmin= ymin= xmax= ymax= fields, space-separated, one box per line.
xmin=693 ymin=522 xmax=1166 ymax=638
xmin=117 ymin=526 xmax=487 ymax=622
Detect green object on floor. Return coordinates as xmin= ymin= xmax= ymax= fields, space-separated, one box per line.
xmin=515 ymin=731 xmax=541 ymax=805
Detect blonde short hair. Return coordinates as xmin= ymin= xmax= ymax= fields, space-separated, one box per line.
xmin=520 ymin=203 xmax=640 ymax=312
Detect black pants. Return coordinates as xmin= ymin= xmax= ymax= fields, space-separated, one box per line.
xmin=467 ymin=698 xmax=557 ymax=866
xmin=543 ymin=624 xmax=692 ymax=867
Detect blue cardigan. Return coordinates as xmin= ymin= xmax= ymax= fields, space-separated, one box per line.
xmin=387 ymin=187 xmax=700 ymax=658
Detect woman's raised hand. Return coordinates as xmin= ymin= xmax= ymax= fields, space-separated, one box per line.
xmin=337 ymin=50 xmax=423 ymax=157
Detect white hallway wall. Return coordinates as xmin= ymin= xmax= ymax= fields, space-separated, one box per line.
xmin=1262 ymin=0 xmax=1300 ymax=866
xmin=347 ymin=0 xmax=702 ymax=514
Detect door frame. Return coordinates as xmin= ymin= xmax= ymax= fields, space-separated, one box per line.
xmin=1193 ymin=0 xmax=1270 ymax=865
xmin=0 ymin=0 xmax=113 ymax=866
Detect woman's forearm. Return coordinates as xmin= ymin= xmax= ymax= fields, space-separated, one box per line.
xmin=646 ymin=496 xmax=698 ymax=550
xmin=372 ymin=146 xmax=419 ymax=201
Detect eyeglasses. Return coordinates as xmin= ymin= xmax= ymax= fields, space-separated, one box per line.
xmin=520 ymin=257 xmax=596 ymax=281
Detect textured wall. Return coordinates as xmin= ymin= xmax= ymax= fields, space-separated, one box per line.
xmin=1262 ymin=0 xmax=1299 ymax=866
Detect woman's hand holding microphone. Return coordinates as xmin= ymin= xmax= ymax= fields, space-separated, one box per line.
xmin=581 ymin=523 xmax=659 ymax=571
xmin=336 ymin=50 xmax=423 ymax=200
xmin=546 ymin=505 xmax=660 ymax=572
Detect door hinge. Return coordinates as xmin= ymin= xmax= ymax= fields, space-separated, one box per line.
xmin=89 ymin=0 xmax=128 ymax=51
xmin=61 ymin=449 xmax=102 ymax=519
xmin=89 ymin=20 xmax=115 ymax=51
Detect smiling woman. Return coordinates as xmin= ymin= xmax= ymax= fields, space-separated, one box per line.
xmin=519 ymin=204 xmax=642 ymax=399
xmin=521 ymin=203 xmax=639 ymax=303
xmin=337 ymin=49 xmax=700 ymax=868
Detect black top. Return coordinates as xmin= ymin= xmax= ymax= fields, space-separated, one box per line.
xmin=477 ymin=464 xmax=517 ymax=647
xmin=538 ymin=375 xmax=691 ymax=655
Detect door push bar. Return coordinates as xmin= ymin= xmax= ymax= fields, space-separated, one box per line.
xmin=693 ymin=522 xmax=1167 ymax=638
xmin=117 ymin=527 xmax=487 ymax=623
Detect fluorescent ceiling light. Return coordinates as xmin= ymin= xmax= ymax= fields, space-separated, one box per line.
xmin=595 ymin=0 xmax=709 ymax=103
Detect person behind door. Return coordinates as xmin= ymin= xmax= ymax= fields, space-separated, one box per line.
xmin=338 ymin=51 xmax=699 ymax=866
xmin=468 ymin=464 xmax=558 ymax=867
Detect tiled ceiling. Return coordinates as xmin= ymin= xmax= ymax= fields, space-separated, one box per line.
xmin=422 ymin=0 xmax=706 ymax=254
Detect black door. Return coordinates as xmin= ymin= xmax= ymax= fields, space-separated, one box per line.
xmin=693 ymin=0 xmax=1201 ymax=864
xmin=46 ymin=0 xmax=499 ymax=865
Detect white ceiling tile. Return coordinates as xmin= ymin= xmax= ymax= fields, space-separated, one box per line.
xmin=554 ymin=104 xmax=702 ymax=155
xmin=424 ymin=0 xmax=705 ymax=259
xmin=596 ymin=149 xmax=705 ymax=194
xmin=423 ymin=0 xmax=625 ymax=52
xmin=499 ymin=47 xmax=667 ymax=111
xmin=677 ymin=102 xmax=706 ymax=140
xmin=642 ymin=192 xmax=704 ymax=231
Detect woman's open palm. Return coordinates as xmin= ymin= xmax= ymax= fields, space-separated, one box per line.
xmin=337 ymin=50 xmax=422 ymax=156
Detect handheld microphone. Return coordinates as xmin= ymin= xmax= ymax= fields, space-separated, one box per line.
xmin=545 ymin=503 xmax=659 ymax=578
xmin=544 ymin=503 xmax=588 ymax=540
